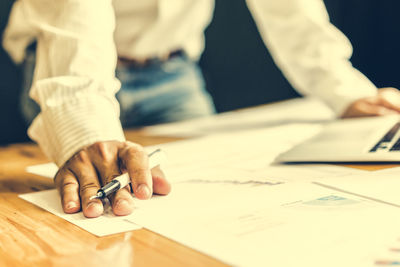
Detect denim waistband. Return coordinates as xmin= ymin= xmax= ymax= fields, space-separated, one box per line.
xmin=117 ymin=50 xmax=185 ymax=69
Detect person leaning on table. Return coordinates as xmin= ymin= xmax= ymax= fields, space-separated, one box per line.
xmin=3 ymin=0 xmax=400 ymax=218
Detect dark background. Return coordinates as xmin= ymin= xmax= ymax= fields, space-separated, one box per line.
xmin=1 ymin=0 xmax=400 ymax=144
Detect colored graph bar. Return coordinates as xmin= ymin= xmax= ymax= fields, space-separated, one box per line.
xmin=376 ymin=260 xmax=400 ymax=265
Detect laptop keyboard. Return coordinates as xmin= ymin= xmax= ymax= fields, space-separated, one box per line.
xmin=370 ymin=122 xmax=400 ymax=152
xmin=390 ymin=137 xmax=400 ymax=151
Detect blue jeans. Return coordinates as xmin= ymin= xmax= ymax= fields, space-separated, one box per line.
xmin=21 ymin=52 xmax=216 ymax=128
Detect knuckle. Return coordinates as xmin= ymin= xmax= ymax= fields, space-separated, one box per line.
xmin=91 ymin=142 xmax=109 ymax=160
xmin=119 ymin=142 xmax=149 ymax=171
xmin=54 ymin=168 xmax=72 ymax=185
xmin=80 ymin=181 xmax=99 ymax=193
xmin=126 ymin=145 xmax=145 ymax=159
xmin=120 ymin=145 xmax=138 ymax=159
xmin=74 ymin=150 xmax=90 ymax=164
xmin=125 ymin=141 xmax=144 ymax=151
xmin=61 ymin=179 xmax=79 ymax=189
xmin=61 ymin=183 xmax=79 ymax=198
xmin=90 ymin=141 xmax=119 ymax=164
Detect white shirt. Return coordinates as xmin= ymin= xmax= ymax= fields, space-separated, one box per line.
xmin=3 ymin=0 xmax=377 ymax=166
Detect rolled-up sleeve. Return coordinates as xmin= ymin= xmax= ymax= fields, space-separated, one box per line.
xmin=246 ymin=0 xmax=378 ymax=115
xmin=3 ymin=0 xmax=125 ymax=167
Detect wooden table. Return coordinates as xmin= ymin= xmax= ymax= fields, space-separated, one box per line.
xmin=0 ymin=129 xmax=398 ymax=267
xmin=0 ymin=130 xmax=229 ymax=267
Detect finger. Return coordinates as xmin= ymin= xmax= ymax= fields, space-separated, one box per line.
xmin=151 ymin=166 xmax=171 ymax=195
xmin=54 ymin=168 xmax=80 ymax=214
xmin=377 ymin=88 xmax=400 ymax=113
xmin=69 ymin=151 xmax=104 ymax=218
xmin=78 ymin=173 xmax=104 ymax=218
xmin=361 ymin=104 xmax=398 ymax=116
xmin=119 ymin=142 xmax=153 ymax=200
xmin=375 ymin=106 xmax=399 ymax=116
xmin=342 ymin=102 xmax=379 ymax=118
xmin=109 ymin=186 xmax=135 ymax=216
xmin=342 ymin=101 xmax=395 ymax=118
xmin=86 ymin=142 xmax=132 ymax=215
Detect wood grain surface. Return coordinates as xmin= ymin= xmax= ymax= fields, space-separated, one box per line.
xmin=0 ymin=130 xmax=227 ymax=267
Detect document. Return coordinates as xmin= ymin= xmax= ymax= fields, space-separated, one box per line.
xmin=26 ymin=162 xmax=58 ymax=179
xmin=23 ymin=123 xmax=365 ymax=238
xmin=23 ymin=172 xmax=398 ymax=266
xmin=129 ymin=182 xmax=400 ymax=267
xmin=20 ymin=190 xmax=142 ymax=236
xmin=145 ymin=123 xmax=365 ymax=185
xmin=315 ymin=172 xmax=400 ymax=207
xmin=21 ymin=122 xmax=389 ymax=266
xmin=143 ymin=97 xmax=334 ymax=137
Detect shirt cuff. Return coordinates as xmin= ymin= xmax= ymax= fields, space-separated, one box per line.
xmin=28 ymin=78 xmax=125 ymax=167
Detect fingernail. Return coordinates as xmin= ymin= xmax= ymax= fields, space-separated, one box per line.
xmin=65 ymin=201 xmax=77 ymax=210
xmin=137 ymin=184 xmax=151 ymax=199
xmin=87 ymin=202 xmax=103 ymax=214
xmin=116 ymin=199 xmax=132 ymax=210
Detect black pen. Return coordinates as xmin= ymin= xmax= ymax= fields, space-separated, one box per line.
xmin=90 ymin=149 xmax=165 ymax=200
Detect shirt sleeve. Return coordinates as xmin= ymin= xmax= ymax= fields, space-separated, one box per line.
xmin=246 ymin=0 xmax=378 ymax=115
xmin=3 ymin=0 xmax=125 ymax=167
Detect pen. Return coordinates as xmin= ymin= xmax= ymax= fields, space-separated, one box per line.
xmin=90 ymin=149 xmax=166 ymax=200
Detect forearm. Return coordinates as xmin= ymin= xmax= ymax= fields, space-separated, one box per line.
xmin=246 ymin=0 xmax=378 ymax=115
xmin=4 ymin=0 xmax=124 ymax=166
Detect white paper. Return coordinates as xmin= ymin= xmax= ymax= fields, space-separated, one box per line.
xmin=143 ymin=97 xmax=334 ymax=137
xmin=26 ymin=162 xmax=58 ymax=179
xmin=23 ymin=123 xmax=366 ymax=240
xmin=129 ymin=182 xmax=400 ymax=267
xmin=316 ymin=172 xmax=400 ymax=207
xmin=20 ymin=190 xmax=142 ymax=236
xmin=22 ymin=121 xmax=388 ymax=266
xmin=146 ymin=123 xmax=366 ymax=185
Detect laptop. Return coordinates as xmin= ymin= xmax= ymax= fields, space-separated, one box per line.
xmin=276 ymin=115 xmax=400 ymax=163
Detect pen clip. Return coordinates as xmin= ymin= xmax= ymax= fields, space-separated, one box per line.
xmin=148 ymin=148 xmax=162 ymax=157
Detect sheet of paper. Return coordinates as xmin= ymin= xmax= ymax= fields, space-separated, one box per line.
xmin=23 ymin=123 xmax=366 ymax=240
xmin=129 ymin=181 xmax=400 ymax=267
xmin=26 ymin=162 xmax=58 ymax=179
xmin=373 ymin=237 xmax=400 ymax=266
xmin=20 ymin=190 xmax=142 ymax=236
xmin=145 ymin=123 xmax=365 ymax=184
xmin=316 ymin=172 xmax=400 ymax=207
xmin=22 ymin=121 xmax=383 ymax=266
xmin=151 ymin=123 xmax=322 ymax=182
xmin=143 ymin=97 xmax=334 ymax=137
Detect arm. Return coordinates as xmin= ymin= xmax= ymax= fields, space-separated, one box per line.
xmin=3 ymin=0 xmax=170 ymax=217
xmin=245 ymin=0 xmax=400 ymax=116
xmin=4 ymin=0 xmax=122 ymax=166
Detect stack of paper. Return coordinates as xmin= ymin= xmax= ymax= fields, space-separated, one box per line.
xmin=21 ymin=122 xmax=400 ymax=266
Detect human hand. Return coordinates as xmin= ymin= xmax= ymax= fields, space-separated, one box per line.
xmin=341 ymin=87 xmax=400 ymax=118
xmin=54 ymin=141 xmax=171 ymax=218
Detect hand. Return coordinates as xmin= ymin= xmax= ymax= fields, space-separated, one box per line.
xmin=341 ymin=87 xmax=400 ymax=118
xmin=54 ymin=141 xmax=171 ymax=218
